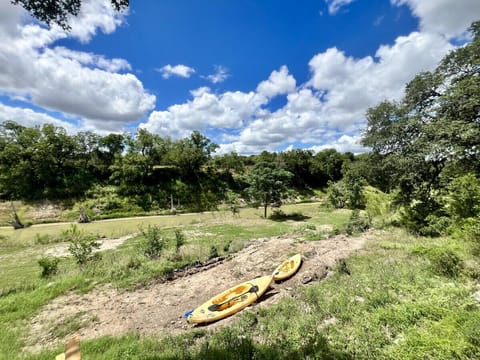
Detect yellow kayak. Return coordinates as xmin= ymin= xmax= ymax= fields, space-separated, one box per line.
xmin=185 ymin=275 xmax=273 ymax=324
xmin=272 ymin=253 xmax=302 ymax=281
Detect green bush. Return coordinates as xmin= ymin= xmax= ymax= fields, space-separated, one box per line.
xmin=429 ymin=248 xmax=463 ymax=278
xmin=174 ymin=230 xmax=186 ymax=252
xmin=38 ymin=257 xmax=60 ymax=278
xmin=419 ymin=214 xmax=452 ymax=237
xmin=69 ymin=238 xmax=101 ymax=266
xmin=141 ymin=225 xmax=166 ymax=259
xmin=346 ymin=210 xmax=370 ymax=235
xmin=365 ymin=187 xmax=396 ymax=228
xmin=446 ymin=173 xmax=480 ymax=219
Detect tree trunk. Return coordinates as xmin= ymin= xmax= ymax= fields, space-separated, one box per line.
xmin=77 ymin=207 xmax=91 ymax=223
xmin=264 ymin=203 xmax=268 ymax=218
xmin=11 ymin=203 xmax=24 ymax=229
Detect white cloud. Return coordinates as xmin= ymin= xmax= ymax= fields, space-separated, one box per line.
xmin=309 ymin=135 xmax=367 ymax=154
xmin=204 ymin=65 xmax=230 ymax=84
xmin=325 ymin=0 xmax=356 ymax=15
xmin=157 ymin=64 xmax=196 ymax=79
xmin=256 ymin=66 xmax=296 ymax=98
xmin=0 ymin=103 xmax=79 ymax=133
xmin=392 ymin=0 xmax=480 ymax=39
xmin=143 ymin=87 xmax=266 ymax=139
xmin=0 ymin=0 xmax=155 ymax=131
xmin=307 ymin=31 xmax=453 ymax=131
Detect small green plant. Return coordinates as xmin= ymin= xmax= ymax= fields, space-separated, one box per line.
xmin=35 ymin=233 xmax=52 ymax=245
xmin=209 ymin=245 xmax=219 ymax=259
xmin=38 ymin=257 xmax=60 ymax=278
xmin=69 ymin=238 xmax=101 ymax=266
xmin=174 ymin=229 xmax=186 ymax=252
xmin=336 ymin=258 xmax=351 ymax=275
xmin=141 ymin=225 xmax=166 ymax=259
xmin=346 ymin=210 xmax=370 ymax=235
xmin=429 ymin=248 xmax=463 ymax=278
xmin=127 ymin=256 xmax=143 ymax=270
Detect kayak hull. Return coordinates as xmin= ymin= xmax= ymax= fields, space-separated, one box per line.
xmin=187 ymin=275 xmax=273 ymax=324
xmin=272 ymin=254 xmax=302 ymax=281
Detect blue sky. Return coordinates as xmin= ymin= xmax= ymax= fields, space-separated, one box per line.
xmin=0 ymin=0 xmax=479 ymax=154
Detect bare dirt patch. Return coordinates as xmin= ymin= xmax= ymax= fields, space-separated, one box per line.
xmin=26 ymin=230 xmax=374 ymax=352
xmin=44 ymin=233 xmax=139 ymax=257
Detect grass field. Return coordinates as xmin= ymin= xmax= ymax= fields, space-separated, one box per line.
xmin=1 ymin=203 xmax=479 ymax=359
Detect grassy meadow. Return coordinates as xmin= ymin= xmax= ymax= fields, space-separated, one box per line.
xmin=0 ymin=202 xmax=479 ymax=359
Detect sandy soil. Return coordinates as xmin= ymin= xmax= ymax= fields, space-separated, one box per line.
xmin=26 ymin=230 xmax=374 ymax=352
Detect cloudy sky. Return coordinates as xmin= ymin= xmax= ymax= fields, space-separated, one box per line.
xmin=0 ymin=0 xmax=479 ymax=154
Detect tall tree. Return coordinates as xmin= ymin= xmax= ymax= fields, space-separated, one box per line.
xmin=362 ymin=20 xmax=480 ymax=233
xmin=246 ymin=161 xmax=292 ymax=218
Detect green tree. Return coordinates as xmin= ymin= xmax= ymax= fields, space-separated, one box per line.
xmin=279 ymin=149 xmax=314 ymax=189
xmin=246 ymin=161 xmax=292 ymax=218
xmin=362 ymin=20 xmax=480 ymax=233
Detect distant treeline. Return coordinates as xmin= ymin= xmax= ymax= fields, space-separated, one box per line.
xmin=0 ymin=121 xmax=358 ymax=209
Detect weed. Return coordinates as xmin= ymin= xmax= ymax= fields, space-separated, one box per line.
xmin=69 ymin=237 xmax=101 ymax=266
xmin=209 ymin=245 xmax=218 ymax=259
xmin=37 ymin=257 xmax=60 ymax=278
xmin=429 ymin=248 xmax=463 ymax=278
xmin=346 ymin=209 xmax=370 ymax=235
xmin=141 ymin=225 xmax=166 ymax=259
xmin=174 ymin=229 xmax=186 ymax=252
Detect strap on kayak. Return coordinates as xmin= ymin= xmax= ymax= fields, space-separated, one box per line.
xmin=208 ymin=284 xmax=259 ymax=312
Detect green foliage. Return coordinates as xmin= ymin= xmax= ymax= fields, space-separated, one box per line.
xmin=174 ymin=229 xmax=186 ymax=252
xmin=345 ymin=210 xmax=370 ymax=236
xmin=246 ymin=160 xmax=293 ymax=218
xmin=327 ymin=160 xmax=367 ymax=210
xmin=429 ymin=248 xmax=463 ymax=278
xmin=37 ymin=257 xmax=60 ymax=278
xmin=141 ymin=225 xmax=166 ymax=259
xmin=362 ymin=21 xmax=480 ymax=233
xmin=364 ymin=187 xmax=396 ymax=228
xmin=268 ymin=209 xmax=308 ymax=221
xmin=446 ymin=173 xmax=480 ymax=219
xmin=65 ymin=225 xmax=101 ymax=266
xmin=209 ymin=245 xmax=219 ymax=259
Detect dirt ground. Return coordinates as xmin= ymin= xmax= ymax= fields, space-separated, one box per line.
xmin=26 ymin=231 xmax=374 ymax=352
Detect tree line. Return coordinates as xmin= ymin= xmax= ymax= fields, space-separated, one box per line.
xmin=0 ymin=121 xmax=357 ymax=213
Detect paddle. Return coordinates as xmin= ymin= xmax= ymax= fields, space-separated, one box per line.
xmin=207 ymin=285 xmax=259 ymax=312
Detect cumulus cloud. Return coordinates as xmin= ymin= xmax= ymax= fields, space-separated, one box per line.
xmin=325 ymin=0 xmax=356 ymax=15
xmin=0 ymin=0 xmax=155 ymax=131
xmin=307 ymin=31 xmax=453 ymax=130
xmin=204 ymin=65 xmax=230 ymax=84
xmin=256 ymin=66 xmax=296 ymax=98
xmin=157 ymin=64 xmax=196 ymax=79
xmin=0 ymin=103 xmax=80 ymax=133
xmin=392 ymin=0 xmax=480 ymax=39
xmin=309 ymin=134 xmax=367 ymax=154
xmin=143 ymin=87 xmax=266 ymax=139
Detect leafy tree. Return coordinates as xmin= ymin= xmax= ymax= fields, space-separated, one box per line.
xmin=362 ymin=20 xmax=480 ymax=233
xmin=279 ymin=149 xmax=314 ymax=189
xmin=246 ymin=161 xmax=292 ymax=218
xmin=11 ymin=0 xmax=129 ymax=30
xmin=310 ymin=149 xmax=353 ymax=187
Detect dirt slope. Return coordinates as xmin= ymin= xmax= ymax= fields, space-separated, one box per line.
xmin=26 ymin=231 xmax=373 ymax=352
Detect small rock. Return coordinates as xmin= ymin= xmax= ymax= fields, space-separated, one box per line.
xmin=301 ymin=275 xmax=313 ymax=284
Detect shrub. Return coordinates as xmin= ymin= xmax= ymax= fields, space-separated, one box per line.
xmin=447 ymin=173 xmax=480 ymax=219
xmin=174 ymin=230 xmax=186 ymax=252
xmin=419 ymin=214 xmax=452 ymax=237
xmin=429 ymin=248 xmax=463 ymax=278
xmin=141 ymin=225 xmax=166 ymax=259
xmin=209 ymin=245 xmax=219 ymax=259
xmin=346 ymin=210 xmax=370 ymax=235
xmin=69 ymin=238 xmax=101 ymax=266
xmin=38 ymin=257 xmax=60 ymax=278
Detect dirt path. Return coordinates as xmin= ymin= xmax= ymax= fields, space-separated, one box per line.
xmin=26 ymin=231 xmax=374 ymax=352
